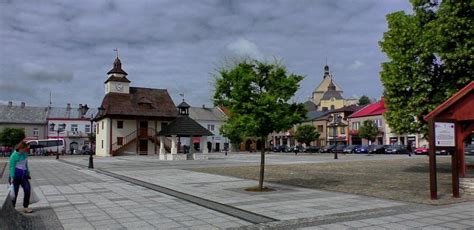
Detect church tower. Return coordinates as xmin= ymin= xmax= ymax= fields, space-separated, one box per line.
xmin=104 ymin=57 xmax=131 ymax=94
xmin=311 ymin=65 xmax=343 ymax=106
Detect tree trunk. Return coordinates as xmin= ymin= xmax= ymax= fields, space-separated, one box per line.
xmin=258 ymin=136 xmax=266 ymax=190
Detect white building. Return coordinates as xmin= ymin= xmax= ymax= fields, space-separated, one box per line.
xmin=94 ymin=57 xmax=178 ymax=157
xmin=186 ymin=105 xmax=228 ymax=152
xmin=47 ymin=104 xmax=96 ymax=153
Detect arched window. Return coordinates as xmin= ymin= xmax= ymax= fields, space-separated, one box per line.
xmin=330 ymin=105 xmax=335 ymax=110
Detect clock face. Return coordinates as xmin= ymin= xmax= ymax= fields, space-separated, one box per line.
xmin=115 ymin=83 xmax=123 ymax=91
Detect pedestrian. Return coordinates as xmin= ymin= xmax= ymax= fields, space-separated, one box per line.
xmin=9 ymin=141 xmax=33 ymax=213
xmin=407 ymin=142 xmax=412 ymax=157
xmin=294 ymin=146 xmax=299 ymax=155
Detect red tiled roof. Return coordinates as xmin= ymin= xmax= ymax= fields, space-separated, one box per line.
xmin=348 ymin=98 xmax=386 ymax=118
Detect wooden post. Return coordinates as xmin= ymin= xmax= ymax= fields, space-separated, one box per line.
xmin=453 ymin=122 xmax=462 ymax=198
xmin=428 ymin=118 xmax=437 ymax=200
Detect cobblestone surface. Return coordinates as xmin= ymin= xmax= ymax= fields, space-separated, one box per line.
xmin=1 ymin=154 xmax=473 ymax=229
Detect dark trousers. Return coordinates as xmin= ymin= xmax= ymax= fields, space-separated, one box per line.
xmin=12 ymin=170 xmax=31 ymax=208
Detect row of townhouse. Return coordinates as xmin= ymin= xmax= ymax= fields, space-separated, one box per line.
xmin=271 ymin=97 xmax=427 ymax=149
xmin=0 ymin=101 xmax=96 ymax=153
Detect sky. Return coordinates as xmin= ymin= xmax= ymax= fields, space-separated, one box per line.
xmin=0 ymin=0 xmax=412 ymax=109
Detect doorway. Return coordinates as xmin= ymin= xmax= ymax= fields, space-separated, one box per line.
xmin=140 ymin=121 xmax=148 ymax=137
xmin=139 ymin=139 xmax=148 ymax=154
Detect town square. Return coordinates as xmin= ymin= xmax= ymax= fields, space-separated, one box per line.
xmin=1 ymin=0 xmax=473 ymax=229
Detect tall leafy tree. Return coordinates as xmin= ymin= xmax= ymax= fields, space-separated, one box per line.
xmin=0 ymin=128 xmax=26 ymax=147
xmin=214 ymin=59 xmax=306 ymax=190
xmin=379 ymin=0 xmax=473 ymax=137
xmin=294 ymin=125 xmax=320 ymax=146
xmin=358 ymin=120 xmax=379 ymax=144
xmin=219 ymin=118 xmax=243 ymax=152
xmin=358 ymin=95 xmax=371 ymax=106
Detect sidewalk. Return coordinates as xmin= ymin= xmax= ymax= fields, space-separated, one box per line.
xmin=1 ymin=155 xmax=473 ymax=229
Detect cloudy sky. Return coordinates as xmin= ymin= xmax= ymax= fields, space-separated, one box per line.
xmin=0 ymin=0 xmax=412 ymax=109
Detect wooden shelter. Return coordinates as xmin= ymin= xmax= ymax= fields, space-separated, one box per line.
xmin=424 ymin=81 xmax=474 ymax=199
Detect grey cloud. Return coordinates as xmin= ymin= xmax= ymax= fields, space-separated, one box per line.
xmin=0 ymin=0 xmax=412 ymax=107
xmin=22 ymin=63 xmax=74 ymax=83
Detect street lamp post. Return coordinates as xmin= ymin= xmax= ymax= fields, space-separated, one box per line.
xmin=50 ymin=123 xmax=66 ymax=160
xmin=328 ymin=114 xmax=345 ymax=160
xmin=88 ymin=113 xmax=94 ymax=169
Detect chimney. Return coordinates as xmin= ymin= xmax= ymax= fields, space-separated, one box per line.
xmin=202 ymin=104 xmax=205 ymax=109
xmin=21 ymin=102 xmax=25 ymax=108
xmin=8 ymin=101 xmax=12 ymax=107
xmin=67 ymin=103 xmax=71 ymax=110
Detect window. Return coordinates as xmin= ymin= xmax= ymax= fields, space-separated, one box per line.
xmin=33 ymin=128 xmax=39 ymax=136
xmin=85 ymin=124 xmax=91 ymax=133
xmin=374 ymin=119 xmax=382 ymax=127
xmin=330 ymin=105 xmax=335 ymax=110
xmin=207 ymin=124 xmax=215 ymax=131
xmin=49 ymin=124 xmax=55 ymax=132
xmin=117 ymin=121 xmax=123 ymax=129
xmin=332 ymin=127 xmax=337 ymax=136
xmin=96 ymin=124 xmax=99 ymax=135
xmin=340 ymin=127 xmax=345 ymax=134
xmin=317 ymin=125 xmax=324 ymax=132
xmin=101 ymin=140 xmax=104 ymax=149
xmin=71 ymin=124 xmax=78 ymax=132
xmin=102 ymin=121 xmax=104 ymax=129
xmin=117 ymin=137 xmax=124 ymax=145
xmin=352 ymin=122 xmax=360 ymax=130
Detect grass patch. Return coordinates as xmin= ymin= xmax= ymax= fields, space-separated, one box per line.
xmin=191 ymin=157 xmax=474 ymax=205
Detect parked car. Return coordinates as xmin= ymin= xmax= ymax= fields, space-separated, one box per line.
xmin=355 ymin=145 xmax=369 ymax=154
xmin=369 ymin=145 xmax=387 ymax=154
xmin=415 ymin=145 xmax=429 ymax=155
xmin=273 ymin=145 xmax=289 ymax=152
xmin=464 ymin=144 xmax=474 ymax=155
xmin=343 ymin=145 xmax=359 ymax=153
xmin=320 ymin=145 xmax=335 ymax=153
xmin=305 ymin=146 xmax=320 ymax=153
xmin=332 ymin=145 xmax=347 ymax=153
xmin=385 ymin=145 xmax=408 ymax=154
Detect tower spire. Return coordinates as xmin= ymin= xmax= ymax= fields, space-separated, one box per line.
xmin=114 ymin=48 xmax=119 ymax=58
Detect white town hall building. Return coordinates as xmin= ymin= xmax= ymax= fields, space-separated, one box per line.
xmin=94 ymin=56 xmax=212 ymax=158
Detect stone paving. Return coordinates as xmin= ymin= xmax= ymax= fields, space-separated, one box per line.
xmin=1 ymin=154 xmax=473 ymax=229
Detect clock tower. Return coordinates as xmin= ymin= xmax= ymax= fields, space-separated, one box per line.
xmin=104 ymin=57 xmax=130 ymax=94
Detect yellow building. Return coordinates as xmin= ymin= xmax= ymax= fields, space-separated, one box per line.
xmin=310 ymin=65 xmax=357 ymax=111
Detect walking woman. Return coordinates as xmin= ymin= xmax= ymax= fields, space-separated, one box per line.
xmin=9 ymin=141 xmax=33 ymax=213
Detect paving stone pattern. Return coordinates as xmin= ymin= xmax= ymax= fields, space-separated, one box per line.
xmin=1 ymin=159 xmax=250 ymax=229
xmin=1 ymin=155 xmax=474 ymax=229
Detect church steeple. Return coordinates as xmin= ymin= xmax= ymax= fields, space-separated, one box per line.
xmin=107 ymin=57 xmax=128 ymax=76
xmin=323 ymin=65 xmax=330 ymax=78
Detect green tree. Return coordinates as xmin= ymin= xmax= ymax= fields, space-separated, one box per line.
xmin=219 ymin=119 xmax=243 ymax=152
xmin=214 ymin=59 xmax=306 ymax=190
xmin=358 ymin=95 xmax=371 ymax=105
xmin=358 ymin=120 xmax=379 ymax=144
xmin=294 ymin=125 xmax=320 ymax=146
xmin=379 ymin=0 xmax=473 ymax=137
xmin=0 ymin=128 xmax=26 ymax=147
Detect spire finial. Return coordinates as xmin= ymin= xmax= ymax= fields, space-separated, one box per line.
xmin=114 ymin=48 xmax=119 ymax=58
xmin=179 ymin=93 xmax=185 ymax=102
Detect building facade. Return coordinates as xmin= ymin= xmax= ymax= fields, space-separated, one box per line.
xmin=95 ymin=57 xmax=178 ymax=157
xmin=0 ymin=102 xmax=48 ymax=142
xmin=47 ymin=104 xmax=96 ymax=153
xmin=187 ymin=105 xmax=228 ymax=152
